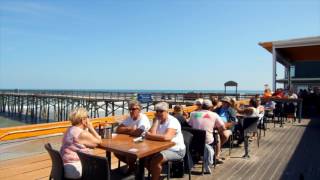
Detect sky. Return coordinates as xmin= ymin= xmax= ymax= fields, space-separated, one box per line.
xmin=0 ymin=0 xmax=319 ymax=91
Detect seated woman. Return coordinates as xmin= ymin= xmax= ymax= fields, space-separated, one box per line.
xmin=236 ymin=98 xmax=259 ymax=117
xmin=145 ymin=102 xmax=186 ymax=180
xmin=171 ymin=105 xmax=190 ymax=128
xmin=60 ymin=108 xmax=102 ymax=179
xmin=236 ymin=98 xmax=260 ymax=140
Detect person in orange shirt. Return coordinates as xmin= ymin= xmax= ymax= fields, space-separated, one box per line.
xmin=263 ymin=88 xmax=272 ymax=98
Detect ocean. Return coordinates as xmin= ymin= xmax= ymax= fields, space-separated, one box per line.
xmin=0 ymin=116 xmax=26 ymax=128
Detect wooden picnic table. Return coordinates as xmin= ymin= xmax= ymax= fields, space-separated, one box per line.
xmin=98 ymin=134 xmax=175 ymax=180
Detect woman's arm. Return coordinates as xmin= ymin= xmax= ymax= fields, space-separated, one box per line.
xmin=78 ymin=119 xmax=101 ymax=148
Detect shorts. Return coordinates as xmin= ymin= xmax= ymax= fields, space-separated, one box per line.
xmin=64 ymin=161 xmax=82 ymax=179
xmin=160 ymin=148 xmax=186 ymax=161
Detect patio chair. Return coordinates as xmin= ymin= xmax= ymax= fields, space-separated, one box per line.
xmin=148 ymin=130 xmax=193 ymax=180
xmin=242 ymin=117 xmax=260 ymax=158
xmin=258 ymin=115 xmax=266 ymax=137
xmin=167 ymin=130 xmax=193 ymax=180
xmin=283 ymin=102 xmax=297 ymax=123
xmin=44 ymin=143 xmax=75 ymax=180
xmin=77 ymin=151 xmax=111 ymax=180
xmin=274 ymin=102 xmax=285 ymax=127
xmin=182 ymin=127 xmax=206 ymax=175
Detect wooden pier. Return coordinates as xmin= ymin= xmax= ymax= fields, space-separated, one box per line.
xmin=0 ymin=90 xmax=253 ymax=124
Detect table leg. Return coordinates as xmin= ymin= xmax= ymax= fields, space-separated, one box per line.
xmin=299 ymin=101 xmax=302 ymax=123
xmin=135 ymin=158 xmax=145 ymax=180
xmin=106 ymin=151 xmax=111 ymax=169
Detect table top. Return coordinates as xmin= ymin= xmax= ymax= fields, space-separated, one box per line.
xmin=98 ymin=134 xmax=175 ymax=159
xmin=261 ymin=97 xmax=303 ymax=103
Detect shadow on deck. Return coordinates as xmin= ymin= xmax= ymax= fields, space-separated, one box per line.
xmin=280 ymin=116 xmax=320 ymax=180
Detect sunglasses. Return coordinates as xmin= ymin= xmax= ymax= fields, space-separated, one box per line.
xmin=156 ymin=110 xmax=165 ymax=113
xmin=129 ymin=108 xmax=140 ymax=111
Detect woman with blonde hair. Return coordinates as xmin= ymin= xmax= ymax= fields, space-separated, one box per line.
xmin=60 ymin=107 xmax=102 ymax=179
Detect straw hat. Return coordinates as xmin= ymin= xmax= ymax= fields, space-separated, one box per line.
xmin=220 ymin=96 xmax=231 ymax=104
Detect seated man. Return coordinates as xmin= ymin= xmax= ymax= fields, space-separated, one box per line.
xmin=189 ymin=99 xmax=231 ymax=168
xmin=145 ymin=102 xmax=185 ymax=180
xmin=214 ymin=96 xmax=237 ymax=129
xmin=115 ymin=100 xmax=151 ymax=173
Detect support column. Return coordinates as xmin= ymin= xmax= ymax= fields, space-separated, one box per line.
xmin=272 ymin=47 xmax=277 ymax=92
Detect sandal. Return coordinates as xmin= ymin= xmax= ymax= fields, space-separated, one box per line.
xmin=216 ymin=158 xmax=224 ymax=164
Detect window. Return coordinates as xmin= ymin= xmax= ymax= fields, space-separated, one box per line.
xmin=290 ymin=65 xmax=295 ymax=77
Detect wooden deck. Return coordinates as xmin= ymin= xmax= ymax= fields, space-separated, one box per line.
xmin=1 ymin=117 xmax=320 ymax=180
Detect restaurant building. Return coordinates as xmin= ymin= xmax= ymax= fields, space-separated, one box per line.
xmin=259 ymin=36 xmax=320 ymax=92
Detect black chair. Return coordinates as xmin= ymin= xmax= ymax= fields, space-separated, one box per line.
xmin=283 ymin=103 xmax=297 ymax=123
xmin=242 ymin=117 xmax=260 ymax=158
xmin=182 ymin=127 xmax=206 ymax=175
xmin=44 ymin=143 xmax=75 ymax=180
xmin=167 ymin=130 xmax=193 ymax=180
xmin=77 ymin=151 xmax=111 ymax=180
xmin=148 ymin=130 xmax=194 ymax=180
xmin=258 ymin=115 xmax=266 ymax=137
xmin=212 ymin=129 xmax=219 ymax=168
xmin=274 ymin=102 xmax=285 ymax=127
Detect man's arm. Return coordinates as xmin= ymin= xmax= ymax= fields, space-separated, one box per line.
xmin=116 ymin=124 xmax=135 ymax=135
xmin=145 ymin=128 xmax=176 ymax=141
xmin=148 ymin=118 xmax=159 ymax=134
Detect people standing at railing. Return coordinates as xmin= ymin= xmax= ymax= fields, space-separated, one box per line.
xmin=60 ymin=108 xmax=102 ymax=179
xmin=189 ymin=99 xmax=231 ymax=167
xmin=272 ymin=88 xmax=285 ymax=98
xmin=115 ymin=100 xmax=151 ymax=174
xmin=145 ymin=102 xmax=185 ymax=180
xmin=263 ymin=84 xmax=273 ymax=98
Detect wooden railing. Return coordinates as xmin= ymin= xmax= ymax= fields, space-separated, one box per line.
xmin=0 ymin=105 xmax=198 ymax=141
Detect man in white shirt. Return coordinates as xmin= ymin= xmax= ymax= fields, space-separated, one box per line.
xmin=145 ymin=102 xmax=185 ymax=180
xmin=115 ymin=100 xmax=151 ymax=173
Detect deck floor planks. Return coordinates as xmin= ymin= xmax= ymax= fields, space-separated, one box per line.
xmin=249 ymin=125 xmax=299 ymax=179
xmin=251 ymin=129 xmax=296 ymax=179
xmin=0 ymin=153 xmax=49 ymax=170
xmin=0 ymin=141 xmax=120 ymax=180
xmin=280 ymin=117 xmax=320 ymax=179
xmin=223 ymin=133 xmax=275 ymax=179
xmin=215 ymin=124 xmax=281 ymax=180
xmin=262 ymin=125 xmax=302 ymax=180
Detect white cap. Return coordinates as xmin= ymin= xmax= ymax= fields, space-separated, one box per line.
xmin=155 ymin=102 xmax=169 ymax=111
xmin=194 ymin=98 xmax=204 ymax=106
xmin=202 ymin=99 xmax=213 ymax=107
